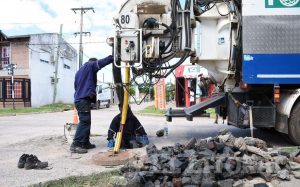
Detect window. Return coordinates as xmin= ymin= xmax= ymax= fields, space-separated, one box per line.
xmin=1 ymin=47 xmax=10 ymax=66
xmin=64 ymin=64 xmax=71 ymax=69
xmin=6 ymin=82 xmax=22 ymax=98
xmin=14 ymin=82 xmax=22 ymax=98
xmin=6 ymin=82 xmax=11 ymax=98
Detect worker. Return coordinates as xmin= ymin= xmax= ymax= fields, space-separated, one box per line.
xmin=107 ymin=105 xmax=149 ymax=149
xmin=70 ymin=56 xmax=114 ymax=154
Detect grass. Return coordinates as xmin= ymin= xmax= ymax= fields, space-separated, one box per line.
xmin=206 ymin=108 xmax=217 ymax=118
xmin=29 ymin=170 xmax=126 ymax=187
xmin=0 ymin=103 xmax=73 ymax=116
xmin=139 ymin=105 xmax=166 ymax=115
xmin=279 ymin=146 xmax=298 ymax=154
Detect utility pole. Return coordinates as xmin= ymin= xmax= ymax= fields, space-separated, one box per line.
xmin=71 ymin=7 xmax=95 ymax=68
xmin=53 ymin=24 xmax=63 ymax=104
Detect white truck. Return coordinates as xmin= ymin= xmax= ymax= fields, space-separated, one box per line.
xmin=111 ymin=0 xmax=300 ymax=144
xmin=95 ymin=83 xmax=111 ymax=109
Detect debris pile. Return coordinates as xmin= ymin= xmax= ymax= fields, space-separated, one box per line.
xmin=121 ymin=129 xmax=297 ymax=187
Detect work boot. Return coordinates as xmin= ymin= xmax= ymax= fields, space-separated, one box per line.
xmin=18 ymin=154 xmax=29 ymax=168
xmin=24 ymin=155 xmax=48 ymax=170
xmin=82 ymin=142 xmax=96 ymax=149
xmin=70 ymin=143 xmax=88 ymax=154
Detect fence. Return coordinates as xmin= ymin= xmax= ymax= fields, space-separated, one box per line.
xmin=0 ymin=78 xmax=31 ymax=108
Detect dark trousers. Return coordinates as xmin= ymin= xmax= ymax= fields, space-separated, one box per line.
xmin=73 ymin=99 xmax=91 ymax=146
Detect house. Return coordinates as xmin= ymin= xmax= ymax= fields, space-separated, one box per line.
xmin=0 ymin=31 xmax=77 ymax=108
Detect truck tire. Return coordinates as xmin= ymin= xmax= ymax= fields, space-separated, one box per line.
xmin=96 ymin=101 xmax=100 ymax=109
xmin=288 ymin=101 xmax=300 ymax=145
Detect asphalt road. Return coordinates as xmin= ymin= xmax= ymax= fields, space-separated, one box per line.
xmin=0 ymin=103 xmax=295 ymax=186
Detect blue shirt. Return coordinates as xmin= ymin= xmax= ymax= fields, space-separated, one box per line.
xmin=74 ymin=55 xmax=113 ymax=101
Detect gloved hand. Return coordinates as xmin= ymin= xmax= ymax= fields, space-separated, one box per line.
xmin=136 ymin=135 xmax=149 ymax=145
xmin=107 ymin=139 xmax=115 ymax=148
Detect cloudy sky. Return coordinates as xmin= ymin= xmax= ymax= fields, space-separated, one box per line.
xmin=0 ymin=0 xmax=189 ymax=83
xmin=0 ymin=0 xmax=122 ymax=82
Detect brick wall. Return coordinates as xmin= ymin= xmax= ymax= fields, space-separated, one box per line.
xmin=10 ymin=38 xmax=30 ymax=78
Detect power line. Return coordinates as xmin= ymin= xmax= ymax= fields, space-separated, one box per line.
xmin=71 ymin=7 xmax=95 ymax=68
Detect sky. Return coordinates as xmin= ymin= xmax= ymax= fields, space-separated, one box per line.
xmin=0 ymin=0 xmax=189 ymax=83
xmin=0 ymin=0 xmax=121 ymax=82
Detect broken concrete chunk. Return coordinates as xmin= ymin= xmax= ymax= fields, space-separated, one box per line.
xmin=289 ymin=161 xmax=300 ymax=171
xmin=273 ymin=155 xmax=288 ymax=166
xmin=218 ymin=134 xmax=231 ymax=143
xmin=207 ymin=141 xmax=215 ymax=150
xmin=185 ymin=138 xmax=197 ymax=150
xmin=293 ymin=171 xmax=300 ymax=179
xmin=172 ymin=177 xmax=182 ymax=187
xmin=191 ymin=174 xmax=201 ymax=185
xmin=195 ymin=139 xmax=208 ymax=151
xmin=146 ymin=143 xmax=158 ymax=156
xmin=277 ymin=169 xmax=290 ymax=180
xmin=123 ymin=132 xmax=293 ymax=186
xmin=182 ymin=177 xmax=192 ymax=185
xmin=218 ymin=128 xmax=230 ymax=136
xmin=214 ymin=141 xmax=225 ymax=152
xmin=169 ymin=157 xmax=183 ymax=170
xmin=144 ymin=181 xmax=155 ymax=187
xmin=234 ymin=137 xmax=247 ymax=151
xmin=233 ymin=180 xmax=244 ymax=187
xmin=217 ymin=179 xmax=234 ymax=187
xmin=201 ymin=178 xmax=217 ymax=187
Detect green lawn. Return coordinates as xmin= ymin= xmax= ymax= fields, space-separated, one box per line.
xmin=139 ymin=105 xmax=166 ymax=115
xmin=0 ymin=103 xmax=73 ymax=116
xmin=30 ymin=170 xmax=126 ymax=187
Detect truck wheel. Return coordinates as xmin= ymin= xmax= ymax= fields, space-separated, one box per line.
xmin=106 ymin=103 xmax=110 ymax=108
xmin=96 ymin=101 xmax=100 ymax=109
xmin=288 ymin=101 xmax=300 ymax=145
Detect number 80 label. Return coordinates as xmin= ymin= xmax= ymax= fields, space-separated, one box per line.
xmin=119 ymin=13 xmax=137 ymax=28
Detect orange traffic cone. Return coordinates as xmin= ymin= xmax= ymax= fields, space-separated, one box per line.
xmin=73 ymin=107 xmax=79 ymax=125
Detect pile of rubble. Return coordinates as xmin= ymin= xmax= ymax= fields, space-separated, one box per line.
xmin=121 ymin=129 xmax=299 ymax=187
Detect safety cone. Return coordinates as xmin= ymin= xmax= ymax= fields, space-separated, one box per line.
xmin=73 ymin=107 xmax=79 ymax=125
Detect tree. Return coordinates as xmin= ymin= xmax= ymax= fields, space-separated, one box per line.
xmin=166 ymin=82 xmax=175 ymax=101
